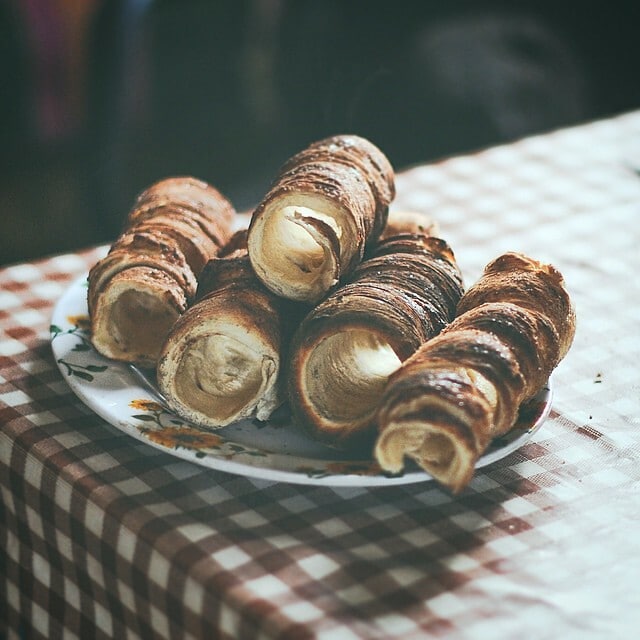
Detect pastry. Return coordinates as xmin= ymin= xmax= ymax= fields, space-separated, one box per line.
xmin=247 ymin=134 xmax=395 ymax=303
xmin=88 ymin=177 xmax=234 ymax=366
xmin=156 ymin=231 xmax=301 ymax=427
xmin=288 ymin=232 xmax=464 ymax=446
xmin=374 ymin=252 xmax=576 ymax=492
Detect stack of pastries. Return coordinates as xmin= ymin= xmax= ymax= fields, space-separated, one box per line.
xmin=87 ymin=135 xmax=575 ymax=492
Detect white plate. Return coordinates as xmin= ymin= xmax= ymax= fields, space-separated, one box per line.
xmin=50 ymin=275 xmax=552 ymax=487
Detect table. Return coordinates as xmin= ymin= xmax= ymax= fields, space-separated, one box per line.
xmin=3 ymin=110 xmax=640 ymax=639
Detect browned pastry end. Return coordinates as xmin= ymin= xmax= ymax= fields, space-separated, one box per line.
xmin=282 ymin=134 xmax=395 ymax=238
xmin=375 ymin=252 xmax=576 ymax=493
xmin=87 ymin=229 xmax=197 ymax=316
xmin=157 ymin=232 xmax=300 ymax=428
xmin=88 ymin=176 xmax=235 ymax=366
xmin=132 ymin=215 xmax=221 ymax=276
xmin=456 ymin=252 xmax=575 ymax=362
xmin=247 ymin=134 xmax=395 ymax=303
xmin=130 ymin=177 xmax=235 ymax=232
xmin=128 ymin=177 xmax=235 ymax=252
xmin=379 ymin=210 xmax=440 ymax=240
xmin=288 ymin=233 xmax=464 ymax=446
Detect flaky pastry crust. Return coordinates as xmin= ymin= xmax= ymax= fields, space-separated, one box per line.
xmin=247 ymin=134 xmax=395 ymax=303
xmin=375 ymin=252 xmax=576 ymax=492
xmin=288 ymin=232 xmax=464 ymax=446
xmin=88 ymin=177 xmax=234 ymax=366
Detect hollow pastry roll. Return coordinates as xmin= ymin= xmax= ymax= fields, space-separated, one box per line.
xmin=288 ymin=233 xmax=464 ymax=446
xmin=247 ymin=134 xmax=395 ymax=303
xmin=157 ymin=232 xmax=301 ymax=428
xmin=88 ymin=176 xmax=234 ymax=366
xmin=375 ymin=252 xmax=576 ymax=493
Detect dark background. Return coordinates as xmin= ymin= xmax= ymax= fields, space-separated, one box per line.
xmin=1 ymin=0 xmax=639 ymax=267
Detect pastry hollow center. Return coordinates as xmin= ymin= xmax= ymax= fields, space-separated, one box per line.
xmin=268 ymin=205 xmax=339 ymax=280
xmin=304 ymin=329 xmax=401 ymax=424
xmin=111 ymin=290 xmax=178 ymax=360
xmin=420 ymin=432 xmax=456 ymax=469
xmin=174 ymin=332 xmax=268 ymax=422
xmin=249 ymin=194 xmax=356 ymax=302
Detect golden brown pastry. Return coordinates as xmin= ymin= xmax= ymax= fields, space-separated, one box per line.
xmin=375 ymin=252 xmax=576 ymax=493
xmin=379 ymin=210 xmax=439 ymax=240
xmin=156 ymin=231 xmax=301 ymax=428
xmin=128 ymin=176 xmax=234 ymax=249
xmin=88 ymin=177 xmax=234 ymax=366
xmin=247 ymin=134 xmax=395 ymax=303
xmin=288 ymin=233 xmax=464 ymax=446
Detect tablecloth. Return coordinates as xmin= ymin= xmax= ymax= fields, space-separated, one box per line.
xmin=2 ymin=110 xmax=640 ymax=639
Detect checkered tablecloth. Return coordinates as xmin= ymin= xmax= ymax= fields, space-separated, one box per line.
xmin=2 ymin=111 xmax=640 ymax=639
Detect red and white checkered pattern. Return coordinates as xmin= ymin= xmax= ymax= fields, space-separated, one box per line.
xmin=3 ymin=111 xmax=640 ymax=639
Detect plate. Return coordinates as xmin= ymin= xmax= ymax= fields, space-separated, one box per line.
xmin=50 ymin=275 xmax=552 ymax=487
